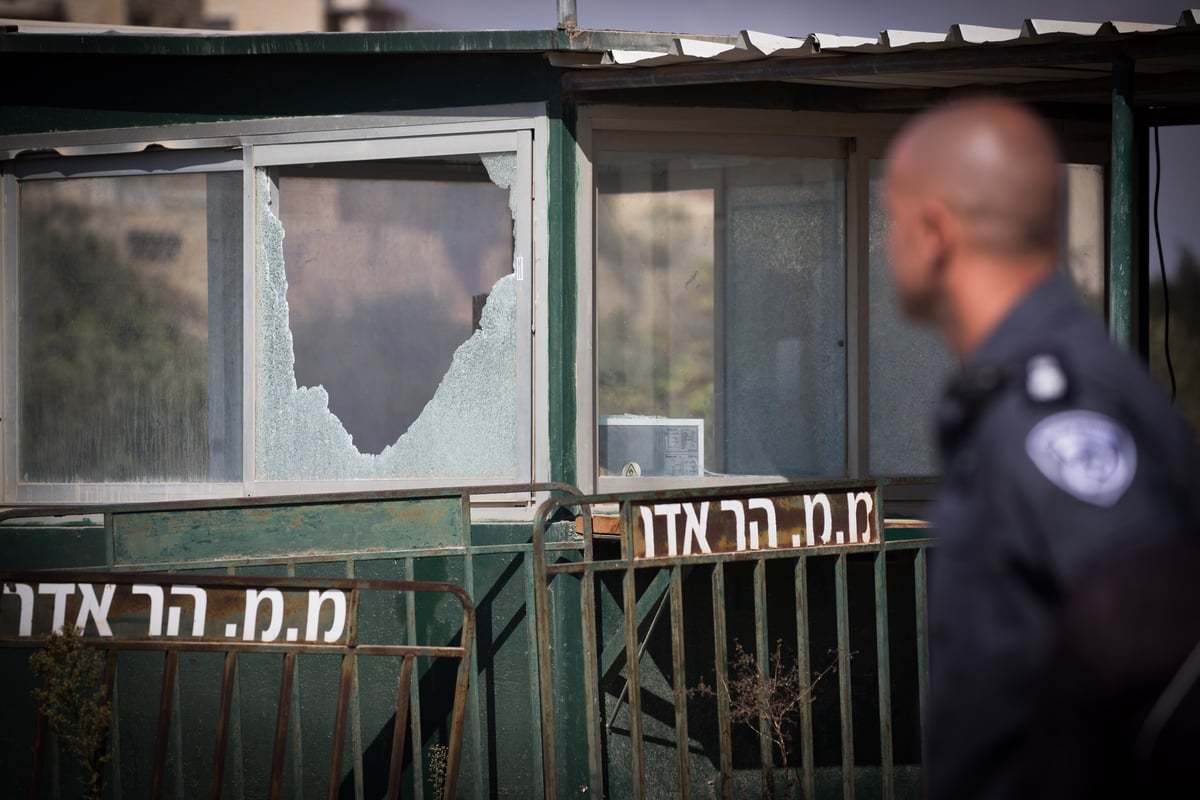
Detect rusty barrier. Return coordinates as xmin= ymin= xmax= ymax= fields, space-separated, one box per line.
xmin=1 ymin=569 xmax=473 ymax=800
xmin=531 ymin=480 xmax=934 ymax=800
xmin=0 ymin=482 xmax=585 ymax=800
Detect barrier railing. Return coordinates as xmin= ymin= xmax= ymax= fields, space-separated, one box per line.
xmin=0 ymin=482 xmax=584 ymax=799
xmin=1 ymin=570 xmax=473 ymax=800
xmin=531 ymin=480 xmax=934 ymax=800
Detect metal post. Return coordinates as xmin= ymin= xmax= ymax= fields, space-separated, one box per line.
xmin=1108 ymin=58 xmax=1135 ymax=348
xmin=557 ymin=0 xmax=577 ymax=30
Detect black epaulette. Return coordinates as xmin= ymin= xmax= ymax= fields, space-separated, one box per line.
xmin=947 ymin=362 xmax=1017 ymax=412
xmin=939 ymin=352 xmax=1071 ymax=450
xmin=939 ymin=362 xmax=1019 ymax=451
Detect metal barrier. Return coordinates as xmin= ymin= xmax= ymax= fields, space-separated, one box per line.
xmin=531 ymin=481 xmax=934 ymax=800
xmin=1 ymin=569 xmax=472 ymax=800
xmin=0 ymin=482 xmax=584 ymax=799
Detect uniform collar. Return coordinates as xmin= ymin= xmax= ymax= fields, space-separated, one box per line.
xmin=966 ymin=271 xmax=1078 ymax=370
xmin=937 ymin=271 xmax=1078 ymax=455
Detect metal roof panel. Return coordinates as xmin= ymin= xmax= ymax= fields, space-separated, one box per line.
xmin=736 ymin=30 xmax=807 ymax=56
xmin=948 ymin=24 xmax=1023 ymax=43
xmin=879 ymin=30 xmax=950 ymax=48
xmin=1021 ymin=20 xmax=1104 ymax=37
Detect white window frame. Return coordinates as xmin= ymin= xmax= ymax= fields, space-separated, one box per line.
xmin=0 ymin=104 xmax=550 ymax=504
xmin=578 ymin=106 xmax=900 ymax=494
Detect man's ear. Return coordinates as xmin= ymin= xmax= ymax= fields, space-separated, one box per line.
xmin=923 ymin=199 xmax=957 ymax=273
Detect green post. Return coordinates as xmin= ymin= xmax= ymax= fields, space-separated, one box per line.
xmin=547 ymin=101 xmax=579 ymax=486
xmin=1108 ymin=58 xmax=1135 ymax=349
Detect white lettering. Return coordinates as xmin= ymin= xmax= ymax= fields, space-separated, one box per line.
xmin=654 ymin=503 xmax=683 ymax=557
xmin=306 ymin=590 xmax=347 ymax=643
xmin=75 ymin=584 xmax=116 ymax=637
xmin=847 ymin=491 xmax=874 ymax=544
xmin=244 ymin=589 xmax=284 ymax=642
xmin=132 ymin=584 xmax=166 ymax=636
xmin=721 ymin=500 xmax=747 ymax=551
xmin=805 ymin=494 xmax=833 ymax=547
xmin=168 ymin=586 xmax=208 ymax=637
xmin=38 ymin=583 xmax=75 ymax=633
xmin=3 ymin=583 xmax=35 ymax=637
xmin=639 ymin=506 xmax=657 ymax=558
xmin=682 ymin=503 xmax=712 ymax=555
xmin=747 ymin=499 xmax=778 ymax=549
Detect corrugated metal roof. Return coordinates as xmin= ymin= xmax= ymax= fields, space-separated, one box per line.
xmin=580 ymin=9 xmax=1198 ymax=68
xmin=2 ymin=9 xmax=1198 ymax=109
xmin=551 ymin=9 xmax=1200 ymax=109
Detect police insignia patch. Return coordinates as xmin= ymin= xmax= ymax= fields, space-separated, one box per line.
xmin=1025 ymin=410 xmax=1137 ymax=506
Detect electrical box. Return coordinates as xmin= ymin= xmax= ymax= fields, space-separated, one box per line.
xmin=598 ymin=416 xmax=704 ymax=477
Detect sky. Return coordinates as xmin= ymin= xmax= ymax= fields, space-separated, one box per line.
xmin=387 ymin=0 xmax=1199 ymax=279
xmin=393 ymin=0 xmax=1191 ymax=36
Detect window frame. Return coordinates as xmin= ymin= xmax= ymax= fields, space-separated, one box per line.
xmin=0 ymin=105 xmax=550 ymax=504
xmin=577 ymin=106 xmax=1111 ymax=498
xmin=580 ymin=107 xmax=888 ymax=493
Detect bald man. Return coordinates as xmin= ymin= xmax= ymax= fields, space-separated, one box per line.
xmin=883 ymin=98 xmax=1200 ymax=800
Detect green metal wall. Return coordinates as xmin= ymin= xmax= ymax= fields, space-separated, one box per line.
xmin=0 ymin=501 xmax=584 ymax=798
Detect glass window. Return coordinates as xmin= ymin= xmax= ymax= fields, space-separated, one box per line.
xmin=1148 ymin=127 xmax=1200 ymax=438
xmin=17 ymin=172 xmax=243 ymax=483
xmin=256 ymin=152 xmax=525 ymax=481
xmin=867 ymin=160 xmax=953 ymax=477
xmin=1064 ymin=163 xmax=1106 ymax=315
xmin=866 ymin=161 xmax=1111 ymax=477
xmin=5 ymin=122 xmax=536 ymax=501
xmin=596 ymin=148 xmax=846 ymax=479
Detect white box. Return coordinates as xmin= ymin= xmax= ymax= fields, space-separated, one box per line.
xmin=598 ymin=416 xmax=704 ymax=477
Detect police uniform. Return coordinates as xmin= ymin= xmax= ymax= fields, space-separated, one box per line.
xmin=926 ymin=271 xmax=1200 ymax=800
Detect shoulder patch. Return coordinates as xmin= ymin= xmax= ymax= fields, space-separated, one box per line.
xmin=1025 ymin=410 xmax=1137 ymax=507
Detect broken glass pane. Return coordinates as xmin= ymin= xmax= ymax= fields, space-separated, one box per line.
xmin=255 ymin=154 xmax=520 ymax=481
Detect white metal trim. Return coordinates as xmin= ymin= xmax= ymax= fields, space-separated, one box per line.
xmin=580 ymin=105 xmax=861 ymax=490
xmin=2 ymin=109 xmax=550 ymax=503
xmin=1 ymin=168 xmax=14 ymax=501
xmin=0 ymin=103 xmax=549 ymax=160
xmin=240 ymin=149 xmax=258 ymax=497
xmin=10 ymin=150 xmax=243 ymax=180
xmin=514 ymin=130 xmax=536 ymax=487
xmin=846 ymin=137 xmax=869 ymax=479
xmin=530 ymin=112 xmax=553 ymax=487
xmin=575 ymin=107 xmax=598 ymax=493
xmin=250 ymin=130 xmax=525 ymax=167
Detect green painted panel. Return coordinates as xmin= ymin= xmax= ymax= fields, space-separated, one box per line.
xmin=0 ymin=524 xmax=107 ymax=569
xmin=471 ymin=550 xmax=539 ymax=795
xmin=547 ymin=107 xmax=579 ymax=486
xmin=0 ymin=28 xmax=720 ymax=58
xmin=0 ymin=648 xmax=41 ymax=798
xmin=110 ymin=497 xmax=463 ymax=567
xmin=0 ymin=52 xmax=559 ymax=135
xmin=1109 ymin=59 xmax=1136 ymax=349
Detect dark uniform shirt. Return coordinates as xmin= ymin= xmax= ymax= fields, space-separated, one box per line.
xmin=926 ymin=272 xmax=1200 ymax=800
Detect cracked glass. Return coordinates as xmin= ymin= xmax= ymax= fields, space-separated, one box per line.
xmin=255 ymin=153 xmax=520 ymax=481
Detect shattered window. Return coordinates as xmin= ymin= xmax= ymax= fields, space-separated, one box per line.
xmin=4 ymin=120 xmax=536 ymax=501
xmin=256 ymin=153 xmax=523 ymax=481
xmin=17 ymin=172 xmax=243 ymax=483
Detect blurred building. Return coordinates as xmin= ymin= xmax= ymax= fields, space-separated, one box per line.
xmin=0 ymin=0 xmax=407 ymax=30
